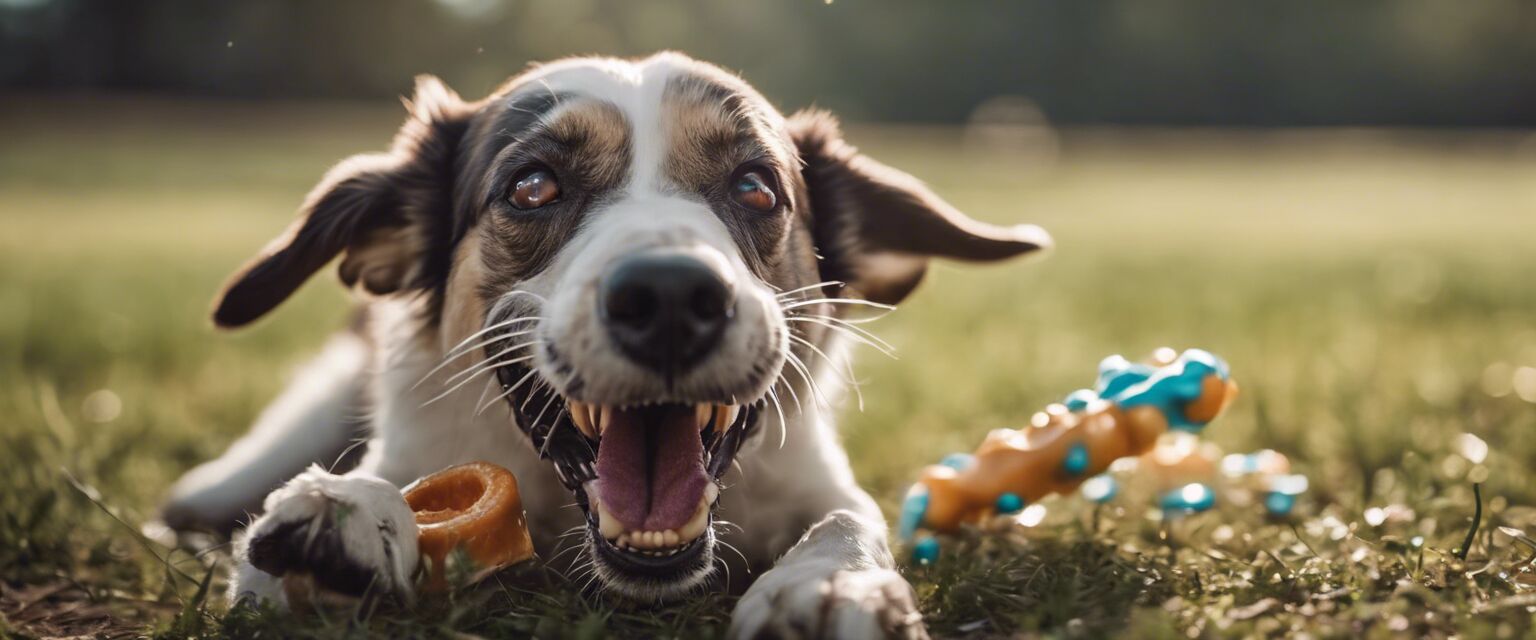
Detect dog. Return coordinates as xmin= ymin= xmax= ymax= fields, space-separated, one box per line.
xmin=160 ymin=52 xmax=1049 ymax=638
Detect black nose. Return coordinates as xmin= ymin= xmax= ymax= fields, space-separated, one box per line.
xmin=599 ymin=252 xmax=735 ymax=376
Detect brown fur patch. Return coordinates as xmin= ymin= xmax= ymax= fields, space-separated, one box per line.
xmin=660 ymin=72 xmax=798 ymax=280
xmin=475 ymin=99 xmax=632 ymax=302
xmin=438 ymin=231 xmax=490 ymax=372
xmin=338 ymin=223 xmax=427 ymax=295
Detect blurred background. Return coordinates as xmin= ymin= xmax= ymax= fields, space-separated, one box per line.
xmin=5 ymin=0 xmax=1536 ymax=125
xmin=3 ymin=1 xmax=1536 ymax=636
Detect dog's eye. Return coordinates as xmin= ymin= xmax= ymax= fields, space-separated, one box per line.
xmin=509 ymin=167 xmax=560 ymax=210
xmin=730 ymin=168 xmax=777 ymax=212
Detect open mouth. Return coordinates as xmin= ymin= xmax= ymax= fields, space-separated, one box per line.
xmin=491 ymin=345 xmax=760 ymax=595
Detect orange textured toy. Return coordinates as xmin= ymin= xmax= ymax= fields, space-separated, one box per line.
xmin=403 ymin=461 xmax=535 ymax=590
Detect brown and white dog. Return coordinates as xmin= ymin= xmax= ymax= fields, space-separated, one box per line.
xmin=161 ymin=53 xmax=1049 ymax=638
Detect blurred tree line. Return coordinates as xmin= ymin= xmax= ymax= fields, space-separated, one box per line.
xmin=2 ymin=0 xmax=1534 ymax=126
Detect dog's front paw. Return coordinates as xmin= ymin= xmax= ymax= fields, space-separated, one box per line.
xmin=231 ymin=465 xmax=419 ymax=607
xmin=730 ymin=564 xmax=927 ymax=640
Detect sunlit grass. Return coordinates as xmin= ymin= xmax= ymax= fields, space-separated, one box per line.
xmin=3 ymin=98 xmax=1536 ymax=637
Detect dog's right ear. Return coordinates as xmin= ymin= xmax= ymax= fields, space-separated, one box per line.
xmin=212 ymin=76 xmax=471 ymax=328
xmin=787 ymin=109 xmax=1051 ymax=305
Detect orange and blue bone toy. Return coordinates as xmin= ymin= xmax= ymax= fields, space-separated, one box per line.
xmin=900 ymin=348 xmax=1238 ymax=563
xmin=1081 ymin=436 xmax=1308 ymax=517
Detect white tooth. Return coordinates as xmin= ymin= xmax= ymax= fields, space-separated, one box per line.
xmin=597 ymin=502 xmax=623 ymax=540
xmin=662 ymin=530 xmax=679 ymax=547
xmin=678 ymin=500 xmax=710 ymax=543
xmin=695 ymin=404 xmax=713 ymax=431
xmin=649 ymin=531 xmax=662 ymax=548
xmin=714 ymin=404 xmax=739 ymax=433
xmin=570 ymin=401 xmax=595 ymax=438
xmin=704 ymin=483 xmax=719 ymax=504
xmin=599 ymin=405 xmax=613 ymax=435
xmin=617 ymin=533 xmax=630 ymax=548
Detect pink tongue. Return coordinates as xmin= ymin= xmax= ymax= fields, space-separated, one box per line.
xmin=595 ymin=406 xmax=709 ymax=532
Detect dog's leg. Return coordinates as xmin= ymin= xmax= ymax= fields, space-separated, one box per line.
xmin=227 ymin=463 xmax=420 ymax=607
xmin=726 ymin=411 xmax=927 ymax=640
xmin=161 ymin=332 xmax=371 ymax=535
xmin=729 ymin=510 xmax=926 ymax=640
xmin=221 ymin=319 xmax=545 ymax=609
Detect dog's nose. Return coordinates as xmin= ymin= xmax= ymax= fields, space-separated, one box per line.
xmin=599 ymin=252 xmax=735 ymax=375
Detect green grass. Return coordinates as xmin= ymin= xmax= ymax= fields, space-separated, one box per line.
xmin=4 ymin=97 xmax=1536 ymax=638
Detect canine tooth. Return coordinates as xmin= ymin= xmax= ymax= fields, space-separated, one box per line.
xmin=695 ymin=404 xmax=713 ymax=431
xmin=705 ymin=483 xmax=719 ymax=504
xmin=678 ymin=501 xmax=710 ymax=543
xmin=597 ymin=502 xmax=624 ymax=540
xmin=713 ymin=404 xmax=739 ymax=433
xmin=569 ymin=401 xmax=596 ymax=438
xmin=599 ymin=405 xmax=613 ymax=435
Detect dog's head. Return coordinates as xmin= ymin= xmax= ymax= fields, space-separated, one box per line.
xmin=212 ymin=53 xmax=1048 ymax=600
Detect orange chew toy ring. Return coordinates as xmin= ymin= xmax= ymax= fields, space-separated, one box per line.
xmin=403 ymin=461 xmax=534 ymax=589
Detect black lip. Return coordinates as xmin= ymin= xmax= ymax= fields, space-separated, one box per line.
xmin=590 ymin=521 xmax=715 ymax=577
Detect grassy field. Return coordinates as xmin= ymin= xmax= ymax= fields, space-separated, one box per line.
xmin=3 ymin=96 xmax=1536 ymax=638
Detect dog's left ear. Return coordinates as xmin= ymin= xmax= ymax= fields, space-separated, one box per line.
xmin=788 ymin=109 xmax=1051 ymax=304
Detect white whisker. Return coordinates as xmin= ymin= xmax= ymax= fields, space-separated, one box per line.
xmin=439 ymin=315 xmax=542 ymax=360
xmin=420 ymin=354 xmax=535 ymax=408
xmin=537 ymin=406 xmax=569 ymax=458
xmin=790 ymin=333 xmax=865 ymax=412
xmin=713 ymin=555 xmax=733 ymax=588
xmin=413 ymin=328 xmax=538 ymax=389
xmin=783 ymin=351 xmax=828 ymax=412
xmin=765 ymin=386 xmax=788 ymax=449
xmin=438 ymin=341 xmax=541 ymax=388
xmin=787 ymin=316 xmax=896 ymax=359
xmin=781 ymin=297 xmax=895 ymax=313
xmin=774 ymin=280 xmax=844 ymax=300
xmin=549 ymin=538 xmax=588 ymax=567
xmin=776 ymin=369 xmax=804 ymax=416
xmin=794 ymin=313 xmax=897 ymax=352
xmin=521 ymin=377 xmax=554 ymax=413
xmin=476 ymin=367 xmax=539 ymax=415
xmin=532 ymin=388 xmax=561 ymax=429
xmin=715 ymin=536 xmax=750 ymax=574
xmin=474 ymin=376 xmax=496 ymax=415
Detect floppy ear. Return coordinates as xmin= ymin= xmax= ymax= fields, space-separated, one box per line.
xmin=787 ymin=109 xmax=1051 ymax=305
xmin=212 ymin=76 xmax=471 ymax=328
